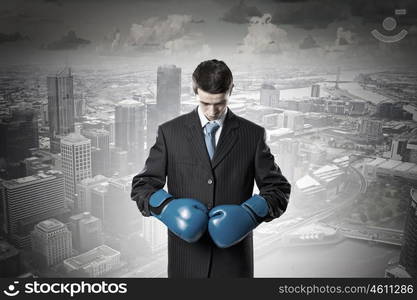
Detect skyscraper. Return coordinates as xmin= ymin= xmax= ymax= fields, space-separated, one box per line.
xmin=146 ymin=102 xmax=158 ymax=153
xmin=90 ymin=174 xmax=139 ymax=235
xmin=156 ymin=65 xmax=181 ymax=123
xmin=76 ymin=175 xmax=109 ymax=213
xmin=272 ymin=138 xmax=300 ymax=183
xmin=399 ymin=188 xmax=417 ymax=277
xmin=61 ymin=128 xmax=92 ymax=209
xmin=278 ymin=111 xmax=304 ymax=131
xmin=47 ymin=68 xmax=75 ymax=153
xmin=260 ymin=83 xmax=280 ymax=107
xmin=0 ymin=170 xmax=68 ymax=248
xmin=31 ymin=218 xmax=72 ymax=267
xmin=0 ymin=103 xmax=39 ymax=164
xmin=82 ymin=128 xmax=110 ymax=177
xmin=311 ymin=84 xmax=320 ymax=98
xmin=115 ymin=99 xmax=146 ymax=169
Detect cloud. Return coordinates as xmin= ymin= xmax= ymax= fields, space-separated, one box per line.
xmin=162 ymin=34 xmax=212 ymax=60
xmin=45 ymin=30 xmax=90 ymax=50
xmin=163 ymin=35 xmax=198 ymax=54
xmin=194 ymin=44 xmax=212 ymax=59
xmin=221 ymin=0 xmax=263 ymax=24
xmin=0 ymin=32 xmax=29 ymax=44
xmin=95 ymin=28 xmax=123 ymax=54
xmin=237 ymin=13 xmax=288 ymax=54
xmin=299 ymin=35 xmax=319 ymax=49
xmin=335 ymin=27 xmax=355 ymax=46
xmin=126 ymin=14 xmax=193 ymax=48
xmin=271 ymin=0 xmax=349 ymax=29
xmin=322 ymin=26 xmax=359 ymax=54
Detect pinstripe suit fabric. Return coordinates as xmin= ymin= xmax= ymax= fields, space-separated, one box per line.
xmin=131 ymin=106 xmax=291 ymax=278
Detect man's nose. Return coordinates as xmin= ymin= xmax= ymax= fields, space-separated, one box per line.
xmin=208 ymin=106 xmax=216 ymax=114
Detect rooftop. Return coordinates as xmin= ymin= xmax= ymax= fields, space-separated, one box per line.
xmin=64 ymin=245 xmax=119 ymax=269
xmin=36 ymin=218 xmax=65 ymax=232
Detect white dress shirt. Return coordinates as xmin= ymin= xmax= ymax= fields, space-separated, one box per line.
xmin=197 ymin=105 xmax=228 ymax=147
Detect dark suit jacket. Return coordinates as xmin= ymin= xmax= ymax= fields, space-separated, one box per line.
xmin=130 ymin=106 xmax=291 ymax=278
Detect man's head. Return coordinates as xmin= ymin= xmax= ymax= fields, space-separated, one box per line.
xmin=192 ymin=59 xmax=234 ymax=121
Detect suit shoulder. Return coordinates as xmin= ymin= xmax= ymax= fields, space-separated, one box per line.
xmin=159 ymin=111 xmax=192 ymax=130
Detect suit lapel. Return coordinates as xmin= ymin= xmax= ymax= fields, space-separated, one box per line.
xmin=185 ymin=106 xmax=213 ymax=170
xmin=185 ymin=106 xmax=240 ymax=170
xmin=211 ymin=108 xmax=239 ymax=169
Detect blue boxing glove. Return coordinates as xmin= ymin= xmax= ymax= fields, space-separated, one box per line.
xmin=208 ymin=194 xmax=269 ymax=248
xmin=149 ymin=189 xmax=208 ymax=243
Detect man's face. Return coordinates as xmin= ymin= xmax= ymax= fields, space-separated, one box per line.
xmin=197 ymin=86 xmax=233 ymax=121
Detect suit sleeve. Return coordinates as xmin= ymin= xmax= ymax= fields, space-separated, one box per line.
xmin=131 ymin=125 xmax=167 ymax=217
xmin=254 ymin=128 xmax=291 ymax=222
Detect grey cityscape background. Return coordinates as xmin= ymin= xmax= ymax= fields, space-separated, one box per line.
xmin=0 ymin=0 xmax=417 ymax=278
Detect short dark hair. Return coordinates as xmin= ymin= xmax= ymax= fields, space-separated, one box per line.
xmin=192 ymin=59 xmax=233 ymax=94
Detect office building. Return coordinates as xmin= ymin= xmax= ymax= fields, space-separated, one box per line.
xmin=68 ymin=212 xmax=103 ymax=253
xmin=31 ymin=219 xmax=72 ymax=267
xmin=47 ymin=68 xmax=75 ymax=153
xmin=61 ymin=128 xmax=92 ymax=209
xmin=157 ymin=65 xmax=181 ymax=123
xmin=63 ymin=244 xmax=120 ymax=277
xmin=0 ymin=170 xmax=68 ymax=248
xmin=399 ymin=188 xmax=417 ymax=277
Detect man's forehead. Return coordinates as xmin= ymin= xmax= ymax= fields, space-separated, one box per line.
xmin=197 ymin=88 xmax=228 ymax=103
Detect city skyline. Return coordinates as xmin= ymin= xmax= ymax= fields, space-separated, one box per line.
xmin=1 ymin=0 xmax=417 ymax=279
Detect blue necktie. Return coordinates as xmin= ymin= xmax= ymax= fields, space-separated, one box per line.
xmin=204 ymin=121 xmax=220 ymax=160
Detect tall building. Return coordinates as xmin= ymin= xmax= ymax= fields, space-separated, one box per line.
xmin=31 ymin=219 xmax=72 ymax=267
xmin=82 ymin=128 xmax=110 ymax=177
xmin=311 ymin=84 xmax=320 ymax=98
xmin=90 ymin=174 xmax=140 ymax=235
xmin=0 ymin=170 xmax=68 ymax=248
xmin=24 ymin=150 xmax=53 ymax=176
xmin=0 ymin=103 xmax=39 ymax=163
xmin=157 ymin=65 xmax=181 ymax=123
xmin=74 ymin=96 xmax=86 ymax=119
xmin=47 ymin=68 xmax=75 ymax=153
xmin=260 ymin=83 xmax=280 ymax=107
xmin=146 ymin=102 xmax=158 ymax=153
xmin=76 ymin=175 xmax=109 ymax=213
xmin=278 ymin=111 xmax=304 ymax=131
xmin=358 ymin=118 xmax=383 ymax=142
xmin=141 ymin=217 xmax=166 ymax=253
xmin=109 ymin=146 xmax=128 ymax=176
xmin=61 ymin=128 xmax=92 ymax=209
xmin=68 ymin=212 xmax=103 ymax=253
xmin=115 ymin=100 xmax=146 ymax=169
xmin=390 ymin=138 xmax=409 ymax=161
xmin=399 ymin=188 xmax=417 ymax=277
xmin=272 ymin=138 xmax=299 ymax=183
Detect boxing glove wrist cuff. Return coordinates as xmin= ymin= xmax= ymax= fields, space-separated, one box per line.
xmin=242 ymin=194 xmax=269 ymax=220
xmin=149 ymin=189 xmax=174 ymax=210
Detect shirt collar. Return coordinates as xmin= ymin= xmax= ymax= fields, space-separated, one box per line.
xmin=197 ymin=105 xmax=228 ymax=128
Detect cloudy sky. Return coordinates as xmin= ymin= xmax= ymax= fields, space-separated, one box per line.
xmin=1 ymin=0 xmax=416 ymax=68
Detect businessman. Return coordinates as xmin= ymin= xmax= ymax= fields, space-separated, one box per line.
xmin=130 ymin=59 xmax=291 ymax=278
